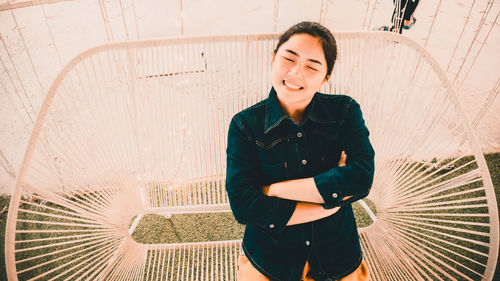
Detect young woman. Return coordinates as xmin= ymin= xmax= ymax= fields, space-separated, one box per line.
xmin=226 ymin=22 xmax=375 ymax=281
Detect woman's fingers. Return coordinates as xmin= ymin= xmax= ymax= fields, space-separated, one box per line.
xmin=338 ymin=151 xmax=347 ymax=167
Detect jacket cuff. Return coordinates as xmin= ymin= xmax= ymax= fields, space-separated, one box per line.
xmin=314 ymin=169 xmax=343 ymax=209
xmin=264 ymin=198 xmax=297 ymax=232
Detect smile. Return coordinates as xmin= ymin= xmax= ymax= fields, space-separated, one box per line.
xmin=283 ymin=80 xmax=304 ymax=90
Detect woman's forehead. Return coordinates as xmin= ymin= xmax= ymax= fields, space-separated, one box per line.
xmin=278 ymin=34 xmax=325 ymax=61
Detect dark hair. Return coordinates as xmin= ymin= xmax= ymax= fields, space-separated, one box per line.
xmin=274 ymin=21 xmax=337 ymax=79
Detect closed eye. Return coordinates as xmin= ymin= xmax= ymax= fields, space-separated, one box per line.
xmin=308 ymin=66 xmax=318 ymax=71
xmin=282 ymin=56 xmax=294 ymax=62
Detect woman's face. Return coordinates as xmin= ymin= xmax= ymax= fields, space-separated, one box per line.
xmin=271 ymin=33 xmax=328 ymax=109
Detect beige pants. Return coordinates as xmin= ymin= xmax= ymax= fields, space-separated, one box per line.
xmin=238 ymin=254 xmax=369 ymax=281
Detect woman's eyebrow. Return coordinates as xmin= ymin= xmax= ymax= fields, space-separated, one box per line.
xmin=285 ymin=49 xmax=322 ymax=65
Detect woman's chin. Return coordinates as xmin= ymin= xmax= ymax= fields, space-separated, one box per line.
xmin=277 ymin=91 xmax=314 ymax=107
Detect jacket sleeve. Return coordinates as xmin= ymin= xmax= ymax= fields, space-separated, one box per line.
xmin=313 ymin=99 xmax=375 ymax=209
xmin=225 ymin=115 xmax=297 ymax=232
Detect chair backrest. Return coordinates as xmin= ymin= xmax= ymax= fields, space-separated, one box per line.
xmin=6 ymin=32 xmax=498 ymax=280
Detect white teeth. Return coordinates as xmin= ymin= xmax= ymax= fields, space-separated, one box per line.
xmin=283 ymin=80 xmax=302 ymax=90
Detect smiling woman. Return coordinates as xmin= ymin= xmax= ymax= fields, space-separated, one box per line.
xmin=270 ymin=23 xmax=337 ymax=126
xmin=225 ymin=21 xmax=374 ymax=281
xmin=271 ymin=33 xmax=329 ymax=123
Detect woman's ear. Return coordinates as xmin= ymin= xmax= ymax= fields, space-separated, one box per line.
xmin=271 ymin=52 xmax=276 ymax=64
xmin=321 ymin=75 xmax=330 ymax=85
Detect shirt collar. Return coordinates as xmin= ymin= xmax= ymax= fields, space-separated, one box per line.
xmin=264 ymin=88 xmax=336 ymax=134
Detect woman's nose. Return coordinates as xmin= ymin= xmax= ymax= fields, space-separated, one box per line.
xmin=288 ymin=64 xmax=304 ymax=77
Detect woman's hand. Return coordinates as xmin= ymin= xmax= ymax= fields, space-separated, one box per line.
xmin=338 ymin=150 xmax=347 ymax=167
xmin=262 ymin=151 xmax=348 ymax=197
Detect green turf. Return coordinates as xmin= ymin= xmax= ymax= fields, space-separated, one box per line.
xmin=485 ymin=153 xmax=500 ymax=280
xmin=1 ymin=195 xmax=9 ymax=279
xmin=1 ymin=152 xmax=499 ymax=280
xmin=131 ymin=212 xmax=244 ymax=244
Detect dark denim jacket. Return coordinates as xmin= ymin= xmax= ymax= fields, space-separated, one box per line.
xmin=226 ymin=88 xmax=375 ymax=281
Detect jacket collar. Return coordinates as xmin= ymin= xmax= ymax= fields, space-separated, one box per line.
xmin=264 ymin=88 xmax=336 ymax=134
xmin=306 ymin=92 xmax=336 ymax=125
xmin=264 ymin=88 xmax=288 ymax=134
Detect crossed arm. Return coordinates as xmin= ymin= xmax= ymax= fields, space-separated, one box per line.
xmin=226 ymin=101 xmax=374 ymax=230
xmin=262 ymin=151 xmax=353 ymax=226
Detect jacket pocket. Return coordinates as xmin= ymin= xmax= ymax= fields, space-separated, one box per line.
xmin=261 ymin=162 xmax=288 ymax=185
xmin=310 ymin=150 xmax=342 ymax=174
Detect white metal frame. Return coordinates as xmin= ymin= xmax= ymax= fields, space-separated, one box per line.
xmin=6 ymin=32 xmax=498 ymax=280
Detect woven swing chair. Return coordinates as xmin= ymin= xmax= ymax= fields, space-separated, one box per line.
xmin=5 ymin=32 xmax=499 ymax=281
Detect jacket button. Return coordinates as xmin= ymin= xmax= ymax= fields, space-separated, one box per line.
xmin=269 ymin=224 xmax=274 ymax=229
xmin=301 ymin=159 xmax=307 ymax=165
xmin=297 ymin=132 xmax=302 ymax=138
xmin=325 ymin=278 xmax=333 ymax=281
xmin=305 ymin=241 xmax=310 ymax=246
xmin=332 ymin=193 xmax=338 ymax=199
